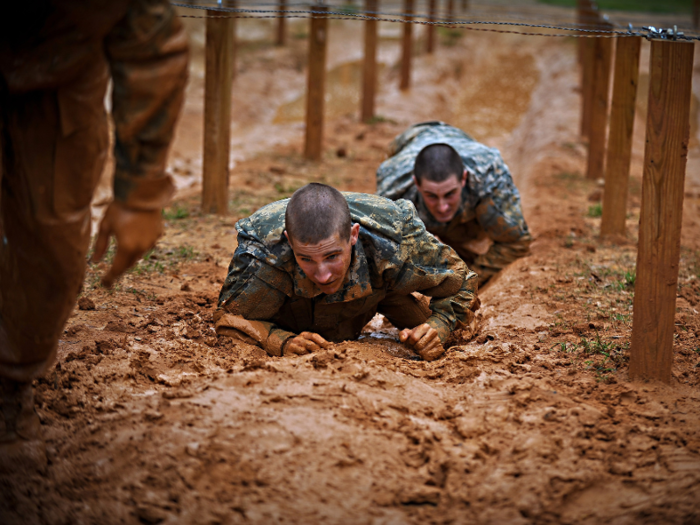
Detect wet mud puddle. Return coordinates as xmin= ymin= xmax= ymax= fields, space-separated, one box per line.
xmin=358 ymin=314 xmax=422 ymax=360
xmin=274 ymin=61 xmax=383 ymax=123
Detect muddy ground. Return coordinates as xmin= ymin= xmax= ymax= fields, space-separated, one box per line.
xmin=2 ymin=10 xmax=700 ymax=525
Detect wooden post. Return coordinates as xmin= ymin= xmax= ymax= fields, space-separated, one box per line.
xmin=361 ymin=0 xmax=378 ymax=122
xmin=202 ymin=10 xmax=235 ymax=215
xmin=630 ymin=40 xmax=695 ymax=383
xmin=694 ymin=0 xmax=699 ymax=29
xmin=276 ymin=0 xmax=286 ymax=46
xmin=461 ymin=0 xmax=469 ymax=11
xmin=426 ymin=0 xmax=436 ymax=54
xmin=576 ymin=0 xmax=593 ymax=66
xmin=585 ymin=30 xmax=613 ymax=180
xmin=447 ymin=0 xmax=454 ymax=20
xmin=580 ymin=37 xmax=595 ymax=137
xmin=399 ymin=0 xmax=413 ymax=91
xmin=600 ymin=37 xmax=641 ymax=238
xmin=579 ymin=0 xmax=598 ymax=137
xmin=304 ymin=5 xmax=328 ymax=160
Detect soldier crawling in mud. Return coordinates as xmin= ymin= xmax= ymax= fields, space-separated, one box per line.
xmin=377 ymin=122 xmax=531 ymax=285
xmin=215 ymin=183 xmax=479 ymax=361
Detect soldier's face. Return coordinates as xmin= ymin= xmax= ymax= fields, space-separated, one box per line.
xmin=286 ymin=223 xmax=361 ymax=295
xmin=414 ymin=171 xmax=467 ymax=223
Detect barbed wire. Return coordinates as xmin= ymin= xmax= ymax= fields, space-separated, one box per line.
xmin=171 ymin=3 xmax=700 ymax=41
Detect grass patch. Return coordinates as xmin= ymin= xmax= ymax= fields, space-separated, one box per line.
xmin=438 ymin=27 xmax=464 ymax=47
xmin=587 ymin=203 xmax=603 ymax=218
xmin=163 ymin=205 xmax=190 ymax=221
xmin=554 ymin=330 xmax=629 ymax=383
xmin=365 ymin=115 xmax=397 ymax=125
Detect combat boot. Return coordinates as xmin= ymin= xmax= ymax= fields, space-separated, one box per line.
xmin=0 ymin=378 xmax=41 ymax=442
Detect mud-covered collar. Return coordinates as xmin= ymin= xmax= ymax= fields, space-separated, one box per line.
xmin=290 ymin=239 xmax=373 ymax=303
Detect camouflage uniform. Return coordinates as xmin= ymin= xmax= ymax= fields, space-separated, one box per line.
xmin=0 ymin=0 xmax=188 ymax=382
xmin=216 ymin=193 xmax=479 ymax=357
xmin=376 ymin=122 xmax=531 ymax=284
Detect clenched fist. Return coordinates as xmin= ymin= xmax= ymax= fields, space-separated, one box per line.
xmin=399 ymin=323 xmax=445 ymax=361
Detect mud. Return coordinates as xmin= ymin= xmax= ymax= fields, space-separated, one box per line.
xmin=3 ymin=14 xmax=700 ymax=525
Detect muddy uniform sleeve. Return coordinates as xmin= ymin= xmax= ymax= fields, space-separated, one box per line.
xmin=391 ymin=201 xmax=479 ymax=342
xmin=105 ymin=0 xmax=189 ymax=210
xmin=473 ymin=176 xmax=531 ymax=282
xmin=216 ymin=238 xmax=297 ymax=357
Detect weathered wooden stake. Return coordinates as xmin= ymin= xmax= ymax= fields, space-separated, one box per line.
xmin=202 ymin=10 xmax=235 ymax=215
xmin=276 ymin=0 xmax=286 ymax=46
xmin=694 ymin=0 xmax=699 ymax=29
xmin=461 ymin=0 xmax=469 ymax=11
xmin=580 ymin=37 xmax=595 ymax=137
xmin=578 ymin=0 xmax=598 ymax=137
xmin=447 ymin=0 xmax=454 ymax=20
xmin=304 ymin=5 xmax=328 ymax=160
xmin=600 ymin=36 xmax=641 ymax=238
xmin=630 ymin=40 xmax=695 ymax=383
xmin=585 ymin=30 xmax=613 ymax=180
xmin=427 ymin=0 xmax=436 ymax=54
xmin=576 ymin=0 xmax=596 ymax=66
xmin=399 ymin=0 xmax=413 ymax=91
xmin=361 ymin=0 xmax=379 ymax=122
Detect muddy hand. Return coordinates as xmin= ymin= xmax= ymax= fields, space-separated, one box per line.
xmin=399 ymin=323 xmax=445 ymax=361
xmin=91 ymin=202 xmax=164 ymax=288
xmin=284 ymin=332 xmax=331 ymax=355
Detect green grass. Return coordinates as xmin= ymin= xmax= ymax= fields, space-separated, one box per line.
xmin=129 ymin=244 xmax=200 ymax=276
xmin=587 ymin=203 xmax=603 ymax=218
xmin=365 ymin=115 xmax=397 ymax=125
xmin=554 ymin=330 xmax=629 ymax=383
xmin=163 ymin=205 xmax=190 ymax=221
xmin=438 ymin=27 xmax=464 ymax=47
xmin=537 ymin=0 xmax=692 ymax=14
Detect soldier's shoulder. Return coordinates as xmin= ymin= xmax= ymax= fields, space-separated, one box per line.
xmin=234 ymin=199 xmax=291 ymax=269
xmin=344 ymin=192 xmax=415 ymax=243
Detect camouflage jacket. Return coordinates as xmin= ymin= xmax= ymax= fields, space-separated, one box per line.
xmin=0 ymin=0 xmax=188 ymax=210
xmin=376 ymin=122 xmax=531 ymax=282
xmin=218 ymin=193 xmax=478 ymax=356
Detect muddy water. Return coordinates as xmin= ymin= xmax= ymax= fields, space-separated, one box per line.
xmin=452 ymin=49 xmax=539 ymax=143
xmin=274 ymin=61 xmax=385 ymax=124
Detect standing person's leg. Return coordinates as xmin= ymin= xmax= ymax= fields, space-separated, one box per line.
xmin=0 ymin=60 xmax=109 ymax=441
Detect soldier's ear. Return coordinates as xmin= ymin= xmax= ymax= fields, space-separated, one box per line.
xmin=349 ymin=223 xmax=360 ymax=246
xmin=461 ymin=169 xmax=468 ymax=187
xmin=284 ymin=230 xmax=291 ymax=244
xmin=412 ymin=174 xmax=421 ymax=188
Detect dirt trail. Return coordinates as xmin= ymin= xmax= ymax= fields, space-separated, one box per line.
xmin=3 ymin=17 xmax=700 ymax=525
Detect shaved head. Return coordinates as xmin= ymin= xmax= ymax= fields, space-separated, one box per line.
xmin=285 ymin=183 xmax=352 ymax=244
xmin=414 ymin=143 xmax=464 ymax=183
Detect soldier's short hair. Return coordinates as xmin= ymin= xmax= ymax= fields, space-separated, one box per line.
xmin=285 ymin=183 xmax=352 ymax=244
xmin=414 ymin=143 xmax=464 ymax=183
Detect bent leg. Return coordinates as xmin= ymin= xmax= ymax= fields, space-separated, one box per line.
xmin=0 ymin=62 xmax=109 ymax=382
xmin=377 ymin=292 xmax=431 ymax=331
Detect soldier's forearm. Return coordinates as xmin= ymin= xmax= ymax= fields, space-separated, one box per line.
xmin=214 ymin=311 xmax=296 ymax=357
xmin=107 ymin=0 xmax=189 ymax=210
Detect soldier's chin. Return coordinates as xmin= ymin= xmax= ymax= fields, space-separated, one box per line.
xmin=435 ymin=212 xmax=455 ymax=222
xmin=317 ymin=279 xmax=341 ymax=294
